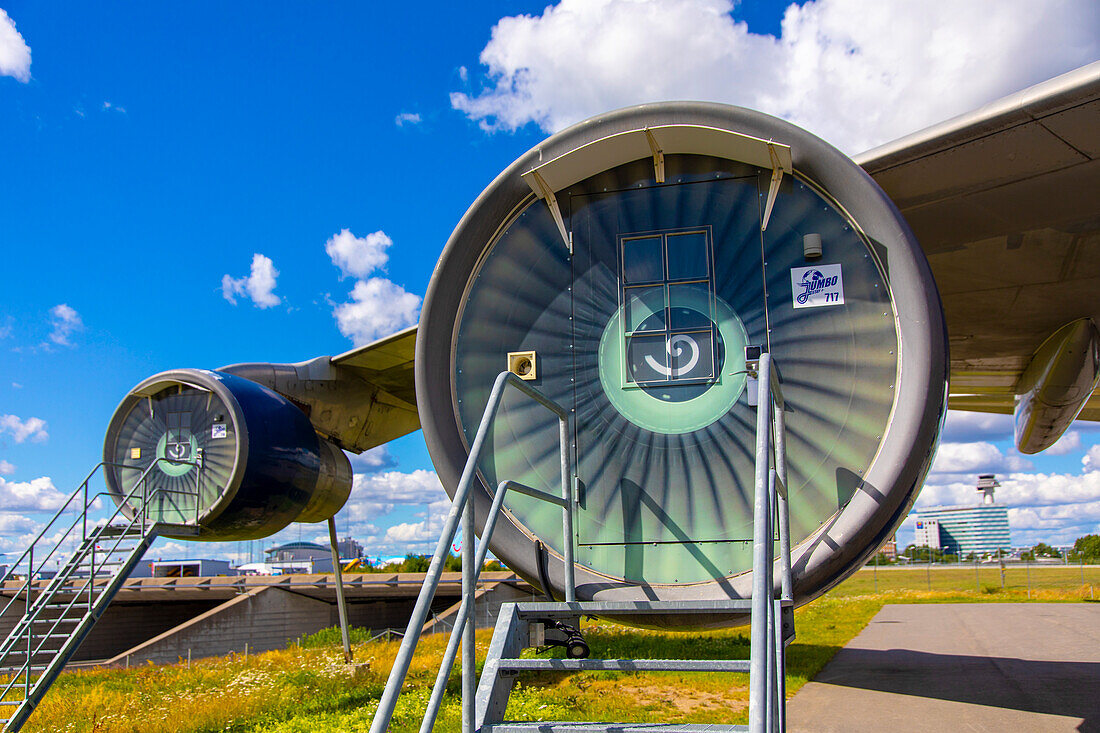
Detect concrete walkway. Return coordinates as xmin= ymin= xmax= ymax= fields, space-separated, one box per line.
xmin=787 ymin=603 xmax=1100 ymax=732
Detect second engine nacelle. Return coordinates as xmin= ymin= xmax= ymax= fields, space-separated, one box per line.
xmin=103 ymin=368 xmax=352 ymax=541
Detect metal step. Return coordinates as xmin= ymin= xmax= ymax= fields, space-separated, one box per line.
xmin=512 ymin=600 xmax=790 ymax=620
xmin=482 ymin=723 xmax=748 ymax=732
xmin=2 ymin=649 xmax=62 ymax=658
xmin=94 ymin=546 xmax=139 ymax=554
xmin=95 ymin=526 xmax=140 ymax=538
xmin=496 ymin=658 xmax=750 ymax=673
xmin=151 ymin=522 xmax=200 ymax=536
xmin=0 ymin=664 xmax=50 ymax=674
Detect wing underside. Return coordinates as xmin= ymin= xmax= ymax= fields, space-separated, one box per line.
xmin=856 ymin=61 xmax=1100 ymax=425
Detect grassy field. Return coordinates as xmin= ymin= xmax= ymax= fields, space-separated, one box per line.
xmin=7 ymin=568 xmax=1097 ymax=732
xmin=832 ymin=562 xmax=1100 ymax=596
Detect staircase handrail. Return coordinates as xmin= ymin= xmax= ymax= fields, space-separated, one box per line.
xmin=0 ymin=457 xmax=201 ymax=707
xmin=369 ymin=371 xmax=573 ymax=733
xmin=419 ymin=478 xmax=572 ymax=733
xmin=0 ymin=458 xmax=198 ymax=585
xmin=0 ymin=457 xmax=200 ymax=627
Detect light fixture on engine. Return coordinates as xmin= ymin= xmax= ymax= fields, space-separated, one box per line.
xmin=507 ymin=351 xmax=537 ymax=381
xmin=803 ymin=233 xmax=823 ymax=259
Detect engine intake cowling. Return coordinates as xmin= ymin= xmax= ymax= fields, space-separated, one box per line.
xmin=103 ymin=368 xmax=351 ymax=541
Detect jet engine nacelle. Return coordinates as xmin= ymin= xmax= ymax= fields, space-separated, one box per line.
xmin=417 ymin=102 xmax=949 ymax=627
xmin=103 ymin=369 xmax=352 ymax=541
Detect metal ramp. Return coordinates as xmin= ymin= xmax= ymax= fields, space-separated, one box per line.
xmin=0 ymin=458 xmax=201 ymax=732
xmin=369 ymin=354 xmax=794 ymax=733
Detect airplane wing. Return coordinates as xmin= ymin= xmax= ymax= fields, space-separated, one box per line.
xmin=220 ymin=325 xmax=420 ymax=454
xmin=331 ymin=324 xmax=418 ymax=408
xmin=855 ymin=61 xmax=1100 ymax=429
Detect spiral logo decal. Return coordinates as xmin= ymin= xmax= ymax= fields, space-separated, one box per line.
xmin=598 ymin=289 xmax=749 ymax=434
xmin=644 ymin=334 xmax=701 ymax=378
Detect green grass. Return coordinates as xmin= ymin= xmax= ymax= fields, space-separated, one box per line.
xmin=8 ymin=568 xmax=1096 ymax=732
xmin=832 ymin=563 xmax=1100 ymax=596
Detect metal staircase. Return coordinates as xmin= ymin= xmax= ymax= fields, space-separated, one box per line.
xmin=369 ymin=354 xmax=795 ymax=733
xmin=0 ymin=458 xmax=201 ymax=732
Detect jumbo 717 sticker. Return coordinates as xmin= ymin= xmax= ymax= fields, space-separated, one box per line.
xmin=791 ymin=264 xmax=844 ymax=309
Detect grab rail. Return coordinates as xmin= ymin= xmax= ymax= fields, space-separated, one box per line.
xmin=369 ymin=371 xmax=574 ymax=733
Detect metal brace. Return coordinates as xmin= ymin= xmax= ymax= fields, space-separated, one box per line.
xmin=528 ymin=169 xmax=572 ymax=253
xmin=645 ymin=128 xmax=665 ymax=183
xmin=761 ymin=141 xmax=787 ymax=232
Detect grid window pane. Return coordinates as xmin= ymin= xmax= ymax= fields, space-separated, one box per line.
xmin=625 ymin=334 xmax=670 ymax=383
xmin=668 ymin=283 xmax=712 ymax=330
xmin=666 ymin=231 xmax=708 ymax=280
xmin=622 ymin=236 xmax=664 ymax=283
xmin=625 ymin=286 xmax=666 ymax=333
xmin=668 ymin=331 xmax=714 ymax=381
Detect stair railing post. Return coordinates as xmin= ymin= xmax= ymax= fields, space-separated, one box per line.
xmin=88 ymin=539 xmax=95 ymax=613
xmin=462 ymin=487 xmax=476 ymax=733
xmin=82 ymin=478 xmax=89 ymax=544
xmin=420 ymin=482 xmax=513 ymax=733
xmin=773 ymin=395 xmax=791 ymax=733
xmin=26 ymin=545 xmax=33 ymax=623
xmin=369 ymin=371 xmax=514 ymax=733
xmin=559 ymin=412 xmax=575 ymax=602
xmin=748 ymin=353 xmax=774 ymax=733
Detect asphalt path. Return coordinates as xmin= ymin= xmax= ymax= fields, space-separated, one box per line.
xmin=787 ymin=603 xmax=1100 ymax=732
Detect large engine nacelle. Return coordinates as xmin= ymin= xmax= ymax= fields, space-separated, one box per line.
xmin=103 ymin=369 xmax=352 ymax=541
xmin=417 ymin=102 xmax=948 ymax=626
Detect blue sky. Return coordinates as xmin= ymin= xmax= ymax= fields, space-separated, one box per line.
xmin=1 ymin=1 xmax=1098 ymax=568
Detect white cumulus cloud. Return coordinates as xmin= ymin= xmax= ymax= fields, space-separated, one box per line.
xmin=394 ymin=112 xmax=422 ymax=127
xmin=0 ymin=9 xmax=31 ymax=83
xmin=0 ymin=414 xmax=47 ymax=443
xmin=0 ymin=475 xmax=66 ymax=512
xmin=48 ymin=303 xmax=83 ymax=346
xmin=346 ymin=469 xmax=448 ymax=518
xmin=928 ymin=441 xmax=1032 ymax=477
xmin=1082 ymin=445 xmax=1100 ymax=472
xmin=1044 ymin=430 xmax=1082 ymax=456
xmin=221 ymin=253 xmax=281 ymax=309
xmin=452 ymin=0 xmax=1100 ymax=153
xmin=940 ymin=410 xmax=1014 ymax=443
xmin=382 ymin=498 xmax=452 ymax=550
xmin=0 ymin=460 xmax=14 ymax=475
xmin=325 ymin=229 xmax=392 ymax=279
xmin=0 ymin=514 xmax=39 ymax=535
xmin=333 ymin=277 xmax=421 ymax=346
xmin=347 ymin=445 xmax=397 ymax=474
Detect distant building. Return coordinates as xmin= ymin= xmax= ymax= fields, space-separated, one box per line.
xmin=129 ymin=559 xmax=234 ymax=578
xmin=337 ymin=537 xmax=363 ymax=559
xmin=914 ymin=518 xmax=942 ymax=550
xmin=266 ymin=541 xmax=330 ymax=563
xmin=235 ymin=557 xmax=336 ymax=575
xmin=880 ymin=535 xmax=898 ymax=560
xmin=913 ymin=475 xmax=1011 ymax=557
xmin=153 ymin=559 xmax=232 ymax=577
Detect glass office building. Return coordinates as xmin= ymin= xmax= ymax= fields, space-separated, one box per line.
xmin=913 ymin=475 xmax=1011 ymax=557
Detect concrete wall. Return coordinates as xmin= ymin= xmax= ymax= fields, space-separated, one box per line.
xmin=106 ymin=588 xmax=476 ymax=665
xmin=0 ymin=597 xmax=222 ymax=662
xmin=109 ymin=587 xmax=329 ymax=665
xmin=1 ymin=573 xmax=539 ymax=668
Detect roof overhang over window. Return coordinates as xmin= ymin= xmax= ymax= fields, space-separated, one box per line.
xmin=521 ymin=124 xmax=793 ymax=249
